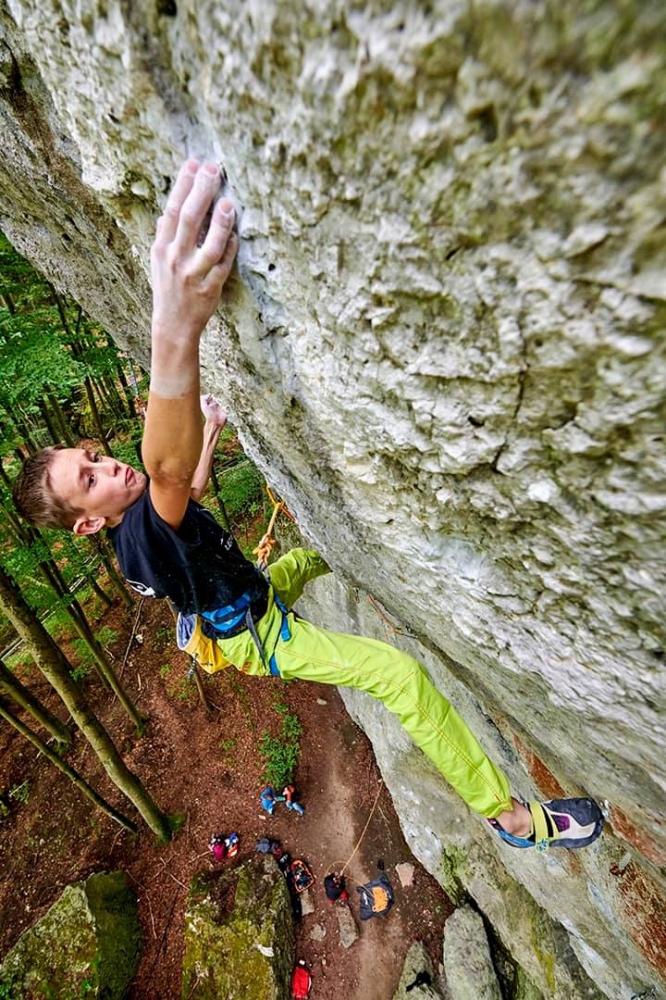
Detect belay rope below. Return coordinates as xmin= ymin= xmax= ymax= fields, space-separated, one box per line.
xmin=325 ymin=779 xmax=384 ymax=884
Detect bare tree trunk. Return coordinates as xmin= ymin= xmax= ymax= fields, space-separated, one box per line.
xmin=0 ymin=657 xmax=71 ymax=747
xmin=0 ymin=563 xmax=172 ymax=840
xmin=13 ymin=521 xmax=145 ymax=731
xmin=191 ymin=660 xmax=213 ymax=715
xmin=45 ymin=392 xmax=76 ymax=447
xmin=90 ymin=534 xmax=133 ymax=607
xmin=0 ymin=698 xmax=136 ymax=833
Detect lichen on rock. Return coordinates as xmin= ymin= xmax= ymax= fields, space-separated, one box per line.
xmin=182 ymin=855 xmax=294 ymax=1000
xmin=0 ymin=871 xmax=141 ymax=999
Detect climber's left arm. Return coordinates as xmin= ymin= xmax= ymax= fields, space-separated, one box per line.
xmin=190 ymin=396 xmax=228 ymax=502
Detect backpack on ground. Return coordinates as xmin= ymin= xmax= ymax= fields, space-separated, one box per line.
xmin=356 ymin=872 xmax=395 ymax=920
xmin=288 ymin=858 xmax=315 ymax=893
xmin=291 ymin=960 xmax=312 ymax=999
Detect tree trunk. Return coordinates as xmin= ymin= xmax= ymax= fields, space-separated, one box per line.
xmin=90 ymin=533 xmax=133 ymax=607
xmin=0 ymin=562 xmax=172 ymax=840
xmin=18 ymin=523 xmax=145 ymax=731
xmin=117 ymin=363 xmax=137 ymax=419
xmin=0 ymin=657 xmax=71 ymax=747
xmin=0 ymin=698 xmax=136 ymax=833
xmin=38 ymin=396 xmax=61 ymax=446
xmin=83 ymin=375 xmax=113 ymax=455
xmin=45 ymin=392 xmax=75 ymax=447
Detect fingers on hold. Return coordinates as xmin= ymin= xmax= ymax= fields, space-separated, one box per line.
xmin=164 ymin=161 xmax=200 ymax=212
xmin=175 ymin=166 xmax=223 ymax=245
xmin=199 ymin=231 xmax=238 ymax=277
xmin=216 ymin=233 xmax=239 ymax=275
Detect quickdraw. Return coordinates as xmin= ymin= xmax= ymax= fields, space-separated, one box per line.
xmin=253 ymin=485 xmax=295 ymax=570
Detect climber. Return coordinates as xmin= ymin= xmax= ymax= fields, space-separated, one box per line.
xmin=260 ymin=786 xmax=284 ymax=816
xmin=209 ymin=831 xmax=239 ymax=861
xmin=323 ymin=871 xmax=348 ymax=905
xmin=282 ymin=784 xmax=306 ymax=817
xmin=12 ymin=159 xmax=604 ymax=853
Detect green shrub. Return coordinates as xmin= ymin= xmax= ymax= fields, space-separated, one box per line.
xmin=259 ymin=708 xmax=303 ymax=788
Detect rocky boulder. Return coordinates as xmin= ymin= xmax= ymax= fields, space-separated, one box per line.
xmin=392 ymin=940 xmax=444 ymax=1000
xmin=0 ymin=871 xmax=141 ymax=999
xmin=442 ymin=905 xmax=502 ymax=1000
xmin=182 ymin=855 xmax=294 ymax=1000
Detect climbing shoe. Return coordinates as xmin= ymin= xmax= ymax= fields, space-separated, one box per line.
xmin=488 ymin=797 xmax=604 ymax=851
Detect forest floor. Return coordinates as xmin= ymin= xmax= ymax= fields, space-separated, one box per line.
xmin=0 ymin=591 xmax=452 ymax=999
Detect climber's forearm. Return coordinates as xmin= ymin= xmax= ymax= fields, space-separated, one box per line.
xmin=190 ymin=420 xmax=223 ymax=500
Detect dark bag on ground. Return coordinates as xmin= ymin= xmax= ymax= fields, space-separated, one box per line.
xmin=356 ymin=873 xmax=395 ymax=919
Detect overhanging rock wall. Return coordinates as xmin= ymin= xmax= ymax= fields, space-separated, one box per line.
xmin=0 ymin=2 xmax=664 ymax=996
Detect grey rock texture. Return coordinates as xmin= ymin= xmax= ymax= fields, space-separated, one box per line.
xmin=392 ymin=940 xmax=444 ymax=1000
xmin=335 ymin=903 xmax=359 ymax=949
xmin=0 ymin=1 xmax=665 ymax=997
xmin=0 ymin=871 xmax=141 ymax=999
xmin=442 ymin=905 xmax=502 ymax=1000
xmin=182 ymin=856 xmax=294 ymax=1000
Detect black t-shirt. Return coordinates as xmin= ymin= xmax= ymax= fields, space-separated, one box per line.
xmin=108 ymin=487 xmax=264 ymax=615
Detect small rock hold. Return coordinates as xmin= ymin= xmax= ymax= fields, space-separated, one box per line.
xmin=395 ymin=863 xmax=414 ymax=887
xmin=309 ymin=923 xmax=327 ymax=941
xmin=300 ymin=889 xmax=315 ymax=916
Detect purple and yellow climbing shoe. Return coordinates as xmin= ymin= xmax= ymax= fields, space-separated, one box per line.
xmin=488 ymin=797 xmax=604 ymax=851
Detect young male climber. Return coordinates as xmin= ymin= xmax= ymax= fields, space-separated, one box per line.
xmin=13 ymin=160 xmax=604 ymax=852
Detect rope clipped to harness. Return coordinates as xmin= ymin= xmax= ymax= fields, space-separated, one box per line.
xmin=253 ymin=486 xmax=294 ymax=571
xmin=246 ymin=485 xmax=295 ymax=675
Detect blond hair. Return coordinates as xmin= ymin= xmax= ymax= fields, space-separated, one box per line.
xmin=12 ymin=446 xmax=83 ymax=529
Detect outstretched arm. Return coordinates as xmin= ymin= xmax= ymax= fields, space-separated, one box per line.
xmin=143 ymin=161 xmax=237 ymax=529
xmin=190 ymin=395 xmax=228 ymax=502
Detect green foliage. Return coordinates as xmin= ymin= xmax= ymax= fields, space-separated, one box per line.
xmin=0 ymin=973 xmax=17 ymax=999
xmin=218 ymin=460 xmax=265 ymax=518
xmin=280 ymin=712 xmax=303 ymax=744
xmin=8 ymin=779 xmax=30 ymax=805
xmin=259 ymin=706 xmax=303 ymax=789
xmin=70 ymin=639 xmax=94 ymax=679
xmin=95 ymin=626 xmax=118 ymax=648
xmin=111 ymin=434 xmax=144 ymax=472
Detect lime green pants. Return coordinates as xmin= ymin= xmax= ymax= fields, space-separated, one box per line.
xmin=217 ymin=548 xmax=512 ymax=819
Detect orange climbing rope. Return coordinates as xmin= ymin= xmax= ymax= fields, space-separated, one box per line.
xmin=253 ymin=485 xmax=295 ymax=569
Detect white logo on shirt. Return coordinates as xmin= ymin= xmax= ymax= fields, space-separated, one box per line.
xmin=126 ymin=579 xmax=158 ymax=598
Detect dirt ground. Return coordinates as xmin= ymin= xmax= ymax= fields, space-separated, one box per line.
xmin=0 ymin=594 xmax=452 ymax=999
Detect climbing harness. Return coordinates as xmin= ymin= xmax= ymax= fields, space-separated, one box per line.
xmin=176 ymin=484 xmax=294 ymax=674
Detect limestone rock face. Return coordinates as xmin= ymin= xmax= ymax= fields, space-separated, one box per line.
xmin=0 ymin=871 xmax=141 ymax=999
xmin=0 ymin=2 xmax=665 ymax=997
xmin=392 ymin=940 xmax=444 ymax=1000
xmin=182 ymin=856 xmax=294 ymax=1000
xmin=442 ymin=905 xmax=503 ymax=1000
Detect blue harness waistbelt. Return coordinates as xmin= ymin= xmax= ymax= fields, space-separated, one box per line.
xmin=201 ymin=578 xmax=290 ymax=677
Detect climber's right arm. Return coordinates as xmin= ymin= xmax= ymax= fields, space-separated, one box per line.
xmin=142 ymin=160 xmax=237 ymax=530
